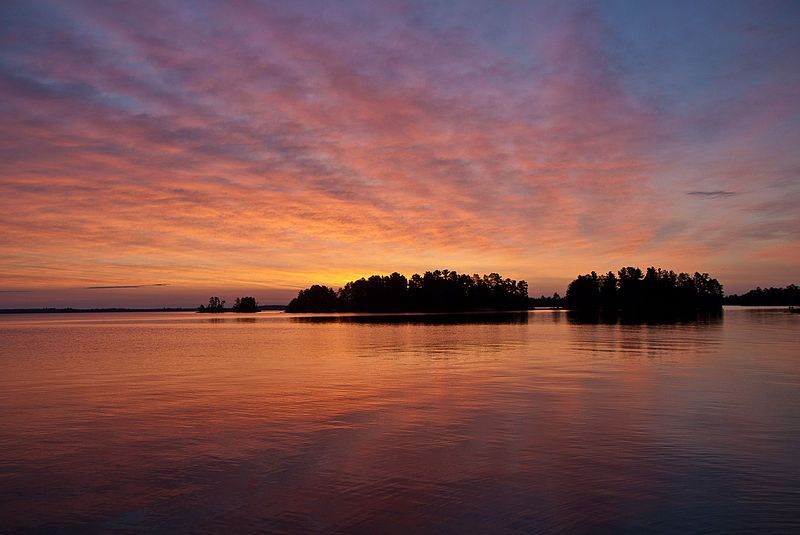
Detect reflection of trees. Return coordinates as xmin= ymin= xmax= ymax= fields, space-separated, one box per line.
xmin=567 ymin=315 xmax=724 ymax=358
xmin=290 ymin=311 xmax=530 ymax=325
xmin=286 ymin=270 xmax=529 ymax=313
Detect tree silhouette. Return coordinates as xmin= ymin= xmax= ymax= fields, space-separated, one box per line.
xmin=724 ymin=284 xmax=799 ymax=306
xmin=198 ymin=296 xmax=225 ymax=313
xmin=286 ymin=285 xmax=338 ymax=312
xmin=287 ymin=270 xmax=529 ymax=313
xmin=232 ymin=296 xmax=258 ymax=312
xmin=529 ymin=292 xmax=563 ymax=308
xmin=565 ymin=272 xmax=600 ymax=311
xmin=566 ymin=266 xmax=723 ymax=317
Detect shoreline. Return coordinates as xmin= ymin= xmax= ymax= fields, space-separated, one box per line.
xmin=0 ymin=306 xmax=287 ymax=314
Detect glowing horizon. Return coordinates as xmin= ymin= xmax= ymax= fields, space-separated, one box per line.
xmin=1 ymin=1 xmax=799 ymax=307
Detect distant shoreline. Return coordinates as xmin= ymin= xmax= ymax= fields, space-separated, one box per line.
xmin=0 ymin=305 xmax=287 ymax=314
xmin=2 ymin=304 xmax=794 ymax=315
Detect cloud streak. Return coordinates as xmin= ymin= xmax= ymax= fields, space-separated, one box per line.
xmin=85 ymin=284 xmax=168 ymax=290
xmin=686 ymin=191 xmax=738 ymax=197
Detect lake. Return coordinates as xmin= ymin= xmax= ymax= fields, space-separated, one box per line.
xmin=1 ymin=308 xmax=798 ymax=533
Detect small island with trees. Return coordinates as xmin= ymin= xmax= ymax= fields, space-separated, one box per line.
xmin=197 ymin=296 xmax=260 ymax=313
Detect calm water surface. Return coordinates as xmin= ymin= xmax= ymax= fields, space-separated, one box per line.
xmin=1 ymin=308 xmax=798 ymax=533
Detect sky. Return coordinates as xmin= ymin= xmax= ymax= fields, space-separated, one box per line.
xmin=1 ymin=0 xmax=799 ymax=307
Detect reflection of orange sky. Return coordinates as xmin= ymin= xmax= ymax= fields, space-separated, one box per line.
xmin=4 ymin=310 xmax=794 ymax=530
xmin=0 ymin=315 xmax=672 ymax=494
xmin=1 ymin=3 xmax=799 ymax=307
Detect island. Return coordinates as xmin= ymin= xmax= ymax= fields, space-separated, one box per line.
xmin=285 ymin=266 xmax=725 ymax=317
xmin=286 ymin=270 xmax=529 ymax=312
xmin=565 ymin=266 xmax=723 ymax=317
xmin=724 ymin=285 xmax=799 ymax=307
xmin=197 ymin=296 xmax=261 ymax=313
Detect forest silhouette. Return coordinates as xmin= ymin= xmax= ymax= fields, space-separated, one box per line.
xmin=286 ymin=267 xmax=725 ymax=316
xmin=724 ymin=285 xmax=799 ymax=306
xmin=286 ymin=270 xmax=529 ymax=312
xmin=197 ymin=296 xmax=259 ymax=313
xmin=565 ymin=266 xmax=723 ymax=318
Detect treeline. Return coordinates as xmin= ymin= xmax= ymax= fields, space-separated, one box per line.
xmin=286 ymin=270 xmax=529 ymax=312
xmin=529 ymin=293 xmax=563 ymax=308
xmin=566 ymin=267 xmax=723 ymax=315
xmin=198 ymin=296 xmax=259 ymax=313
xmin=724 ymin=285 xmax=799 ymax=306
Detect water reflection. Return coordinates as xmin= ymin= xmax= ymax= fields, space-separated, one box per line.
xmin=0 ymin=308 xmax=798 ymax=533
xmin=200 ymin=316 xmax=260 ymax=324
xmin=290 ymin=310 xmax=530 ymax=324
xmin=566 ymin=309 xmax=724 ymax=325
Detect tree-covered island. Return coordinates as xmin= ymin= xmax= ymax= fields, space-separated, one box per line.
xmin=285 ymin=266 xmax=724 ymax=317
xmin=197 ymin=296 xmax=259 ymax=313
xmin=286 ymin=270 xmax=529 ymax=312
xmin=565 ymin=267 xmax=723 ymax=316
xmin=724 ymin=285 xmax=799 ymax=306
